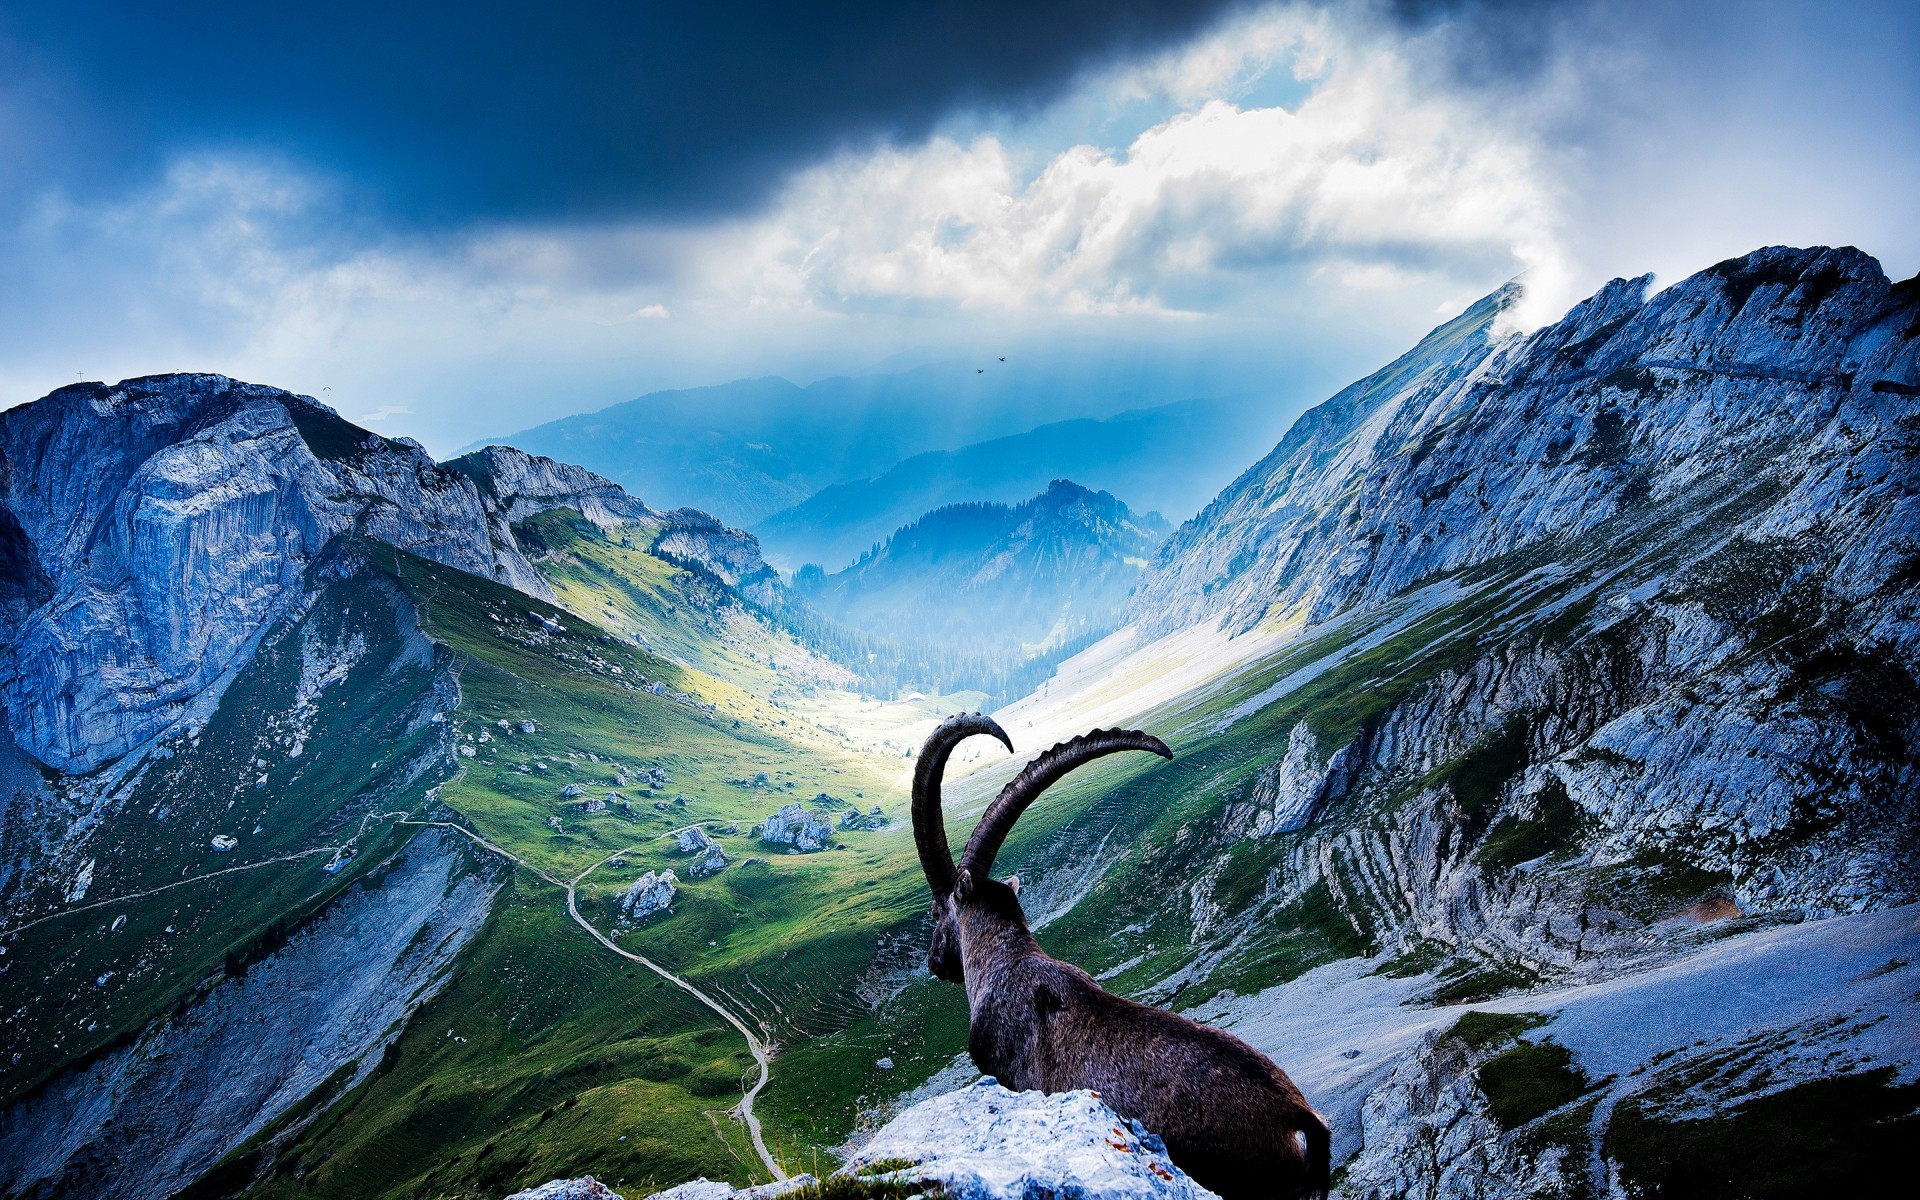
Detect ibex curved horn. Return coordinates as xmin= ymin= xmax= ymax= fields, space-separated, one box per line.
xmin=913 ymin=712 xmax=1014 ymax=894
xmin=958 ymin=727 xmax=1171 ymax=882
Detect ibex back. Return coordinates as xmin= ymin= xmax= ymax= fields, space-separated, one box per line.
xmin=913 ymin=713 xmax=1331 ymax=1200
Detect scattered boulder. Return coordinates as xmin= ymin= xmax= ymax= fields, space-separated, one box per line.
xmin=210 ymin=835 xmax=238 ymax=852
xmin=676 ymin=827 xmax=715 ymax=854
xmin=505 ymin=1175 xmax=622 ymax=1200
xmin=849 ymin=1078 xmax=1218 ymax=1200
xmin=641 ymin=1080 xmax=1213 ymax=1200
xmin=687 ymin=844 xmax=728 ymax=879
xmin=759 ymin=802 xmax=833 ymax=852
xmin=560 ymin=784 xmax=585 ymax=799
xmin=644 ymin=1175 xmax=815 ymax=1200
xmin=620 ymin=870 xmax=677 ymax=920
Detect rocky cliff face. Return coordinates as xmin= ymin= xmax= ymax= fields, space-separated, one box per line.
xmin=0 ymin=827 xmax=501 ymax=1200
xmin=1138 ymin=248 xmax=1916 ymax=639
xmin=953 ymin=247 xmax=1916 ymax=1198
xmin=0 ymin=375 xmax=778 ymax=775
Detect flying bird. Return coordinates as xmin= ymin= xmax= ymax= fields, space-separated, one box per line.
xmin=998 ymin=356 xmax=1006 ymax=362
xmin=976 ymin=368 xmax=984 ymax=374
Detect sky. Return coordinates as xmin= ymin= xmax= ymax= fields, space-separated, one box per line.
xmin=1 ymin=0 xmax=1915 ymax=455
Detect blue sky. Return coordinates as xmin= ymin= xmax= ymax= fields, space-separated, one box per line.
xmin=1 ymin=0 xmax=1915 ymax=454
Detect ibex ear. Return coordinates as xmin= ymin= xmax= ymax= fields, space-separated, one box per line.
xmin=1003 ymin=874 xmax=1021 ymax=896
xmin=955 ymin=868 xmax=974 ymax=902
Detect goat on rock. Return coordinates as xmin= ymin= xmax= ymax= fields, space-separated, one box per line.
xmin=913 ymin=713 xmax=1331 ymax=1200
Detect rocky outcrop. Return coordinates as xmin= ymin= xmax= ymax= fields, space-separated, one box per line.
xmin=676 ymin=827 xmax=715 ymax=854
xmin=758 ymin=803 xmax=833 ymax=852
xmin=848 ymin=1077 xmax=1218 ymax=1200
xmin=0 ymin=377 xmax=535 ymax=771
xmin=637 ymin=1078 xmax=1215 ymax=1200
xmin=652 ymin=508 xmax=782 ymax=604
xmin=505 ymin=1178 xmax=625 ymax=1200
xmin=688 ymin=843 xmax=728 ymax=878
xmin=0 ymin=377 xmax=782 ymax=775
xmin=620 ymin=869 xmax=677 ymax=920
xmin=0 ymin=828 xmax=501 ymax=1200
xmin=1139 ymin=248 xmax=1918 ymax=637
xmin=448 ymin=445 xmax=658 ymax=531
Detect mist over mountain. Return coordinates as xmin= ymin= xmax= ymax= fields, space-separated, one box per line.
xmin=755 ymin=396 xmax=1284 ymax=572
xmin=793 ymin=479 xmax=1169 ymax=659
xmin=1 ymin=245 xmax=1915 ymax=1200
xmin=473 ymin=359 xmax=1286 ymax=530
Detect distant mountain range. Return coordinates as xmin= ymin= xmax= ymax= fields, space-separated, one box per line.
xmin=755 ymin=396 xmax=1286 ymax=571
xmin=793 ymin=479 xmax=1169 ymax=658
xmin=471 ymin=362 xmax=1296 ymax=538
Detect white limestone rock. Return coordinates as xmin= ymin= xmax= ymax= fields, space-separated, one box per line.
xmin=504 ymin=1177 xmax=624 ymax=1200
xmin=847 ymin=1077 xmax=1219 ymax=1200
xmin=620 ymin=870 xmax=677 ymax=920
xmin=759 ymin=802 xmax=833 ymax=852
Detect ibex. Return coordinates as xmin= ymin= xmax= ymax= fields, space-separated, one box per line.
xmin=913 ymin=713 xmax=1330 ymax=1200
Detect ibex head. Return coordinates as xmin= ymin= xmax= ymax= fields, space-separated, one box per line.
xmin=913 ymin=713 xmax=1172 ymax=982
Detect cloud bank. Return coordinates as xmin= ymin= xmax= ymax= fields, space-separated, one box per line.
xmin=0 ymin=1 xmax=1913 ymax=453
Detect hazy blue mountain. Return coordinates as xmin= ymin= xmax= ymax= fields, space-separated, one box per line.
xmin=793 ymin=479 xmax=1169 ymax=658
xmin=471 ymin=359 xmax=1278 ymax=529
xmin=755 ymin=395 xmax=1292 ymax=571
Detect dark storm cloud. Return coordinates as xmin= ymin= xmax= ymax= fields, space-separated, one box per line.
xmin=0 ymin=0 xmax=1247 ymax=224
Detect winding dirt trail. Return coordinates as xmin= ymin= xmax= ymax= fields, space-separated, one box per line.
xmin=6 ymin=814 xmax=785 ymax=1181
xmin=414 ymin=820 xmax=786 ymax=1181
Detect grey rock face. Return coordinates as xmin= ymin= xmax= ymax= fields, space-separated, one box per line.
xmin=846 ymin=1076 xmax=1220 ymax=1200
xmin=0 ymin=378 xmax=762 ymax=775
xmin=0 ymin=828 xmax=500 ymax=1200
xmin=504 ymin=1178 xmax=626 ymax=1200
xmin=676 ymin=826 xmax=715 ymax=854
xmin=1125 ymin=245 xmax=1920 ymax=930
xmin=620 ymin=869 xmax=678 ymax=920
xmin=1140 ymin=248 xmax=1916 ymax=636
xmin=688 ymin=843 xmax=729 ymax=878
xmin=759 ymin=802 xmax=833 ymax=852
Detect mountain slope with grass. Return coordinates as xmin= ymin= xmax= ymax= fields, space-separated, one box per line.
xmin=3 ymin=243 xmax=1915 ymax=1200
xmin=0 ymin=379 xmax=956 ymax=1199
xmin=779 ymin=246 xmax=1918 ymax=1199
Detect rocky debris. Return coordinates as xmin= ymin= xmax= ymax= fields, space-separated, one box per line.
xmin=676 ymin=827 xmax=715 ymax=854
xmin=580 ymin=796 xmax=607 ymax=814
xmin=846 ymin=1077 xmax=1219 ymax=1200
xmin=687 ymin=844 xmax=728 ymax=879
xmin=0 ymin=829 xmax=500 ymax=1199
xmin=644 ymin=1175 xmax=817 ymax=1200
xmin=547 ymin=816 xmax=564 ymax=832
xmin=503 ymin=1176 xmax=624 ymax=1200
xmin=560 ymin=784 xmax=585 ymax=799
xmin=1220 ymin=721 xmax=1356 ymax=838
xmin=619 ymin=870 xmax=677 ymax=920
xmin=758 ymin=802 xmax=834 ymax=852
xmin=839 ymin=807 xmax=890 ymax=831
xmin=209 ymin=835 xmax=238 ymax=852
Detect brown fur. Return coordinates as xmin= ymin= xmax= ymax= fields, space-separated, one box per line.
xmin=914 ymin=717 xmax=1331 ymax=1200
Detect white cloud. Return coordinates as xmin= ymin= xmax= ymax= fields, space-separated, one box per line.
xmin=696 ymin=9 xmax=1566 ymax=324
xmin=3 ymin=1 xmax=1914 ymax=453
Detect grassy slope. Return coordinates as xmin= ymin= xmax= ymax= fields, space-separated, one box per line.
xmin=0 ymin=554 xmax=446 ymax=1107
xmin=236 ymin=533 xmax=961 ymax=1197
